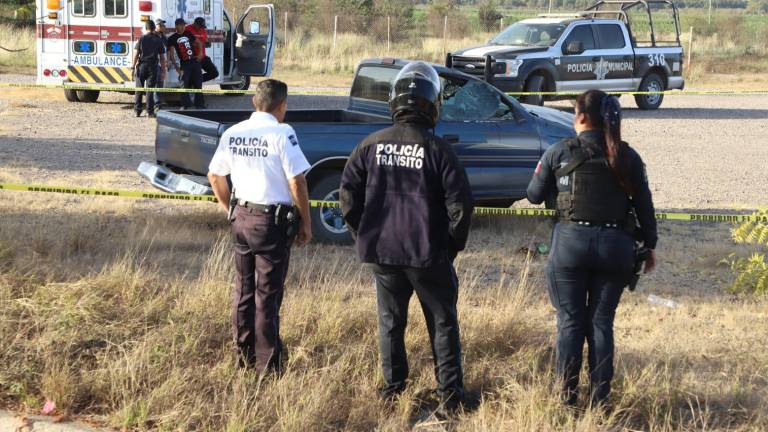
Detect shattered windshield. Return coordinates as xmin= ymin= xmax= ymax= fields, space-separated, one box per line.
xmin=491 ymin=22 xmax=567 ymax=47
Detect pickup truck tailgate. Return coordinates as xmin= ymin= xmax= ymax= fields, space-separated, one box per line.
xmin=155 ymin=110 xmax=224 ymax=174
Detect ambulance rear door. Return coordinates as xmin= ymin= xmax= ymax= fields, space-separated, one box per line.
xmin=233 ymin=4 xmax=275 ymax=76
xmin=37 ymin=0 xmax=68 ymax=84
xmin=67 ymin=0 xmax=133 ymax=85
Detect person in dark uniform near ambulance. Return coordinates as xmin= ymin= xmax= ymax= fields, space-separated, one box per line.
xmin=207 ymin=79 xmax=312 ymax=373
xmin=340 ymin=62 xmax=474 ymax=413
xmin=131 ymin=19 xmax=166 ymax=117
xmin=527 ymin=89 xmax=658 ymax=408
xmin=167 ymin=18 xmax=205 ymax=109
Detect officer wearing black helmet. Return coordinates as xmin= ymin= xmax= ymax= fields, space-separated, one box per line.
xmin=340 ymin=62 xmax=474 ymax=412
xmin=527 ymin=90 xmax=658 ymax=408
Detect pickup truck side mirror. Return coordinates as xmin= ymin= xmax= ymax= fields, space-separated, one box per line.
xmin=563 ymin=41 xmax=584 ymax=55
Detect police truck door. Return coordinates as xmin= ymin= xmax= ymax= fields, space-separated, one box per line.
xmin=233 ymin=4 xmax=275 ymax=76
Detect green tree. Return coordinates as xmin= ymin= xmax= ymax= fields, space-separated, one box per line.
xmin=478 ymin=0 xmax=502 ymax=31
xmin=747 ymin=0 xmax=768 ymax=13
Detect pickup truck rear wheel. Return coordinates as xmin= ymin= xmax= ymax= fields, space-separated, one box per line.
xmin=635 ymin=73 xmax=664 ymax=110
xmin=76 ymin=90 xmax=100 ymax=103
xmin=521 ymin=75 xmax=545 ymax=106
xmin=64 ymin=89 xmax=80 ymax=102
xmin=309 ymin=172 xmax=353 ymax=245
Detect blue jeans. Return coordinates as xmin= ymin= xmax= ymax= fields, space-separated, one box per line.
xmin=546 ymin=222 xmax=633 ymax=405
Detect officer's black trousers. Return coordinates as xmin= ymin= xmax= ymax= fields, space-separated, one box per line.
xmin=231 ymin=206 xmax=291 ymax=373
xmin=368 ymin=260 xmax=464 ymax=399
xmin=180 ymin=61 xmax=204 ymax=108
xmin=546 ymin=222 xmax=634 ymax=405
xmin=134 ymin=61 xmax=158 ymax=113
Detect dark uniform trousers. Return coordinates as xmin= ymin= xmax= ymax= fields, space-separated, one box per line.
xmin=368 ymin=259 xmax=464 ymax=399
xmin=180 ymin=60 xmax=204 ymax=108
xmin=231 ymin=206 xmax=291 ymax=372
xmin=200 ymin=56 xmax=219 ymax=83
xmin=546 ymin=222 xmax=634 ymax=405
xmin=134 ymin=61 xmax=158 ymax=113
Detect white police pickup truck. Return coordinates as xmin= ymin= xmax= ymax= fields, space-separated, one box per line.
xmin=447 ymin=0 xmax=684 ymax=110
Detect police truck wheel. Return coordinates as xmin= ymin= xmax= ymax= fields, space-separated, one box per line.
xmin=76 ymin=90 xmax=100 ymax=103
xmin=521 ymin=75 xmax=545 ymax=106
xmin=635 ymin=73 xmax=664 ymax=110
xmin=309 ymin=172 xmax=353 ymax=245
xmin=64 ymin=89 xmax=80 ymax=102
xmin=220 ymin=75 xmax=250 ymax=95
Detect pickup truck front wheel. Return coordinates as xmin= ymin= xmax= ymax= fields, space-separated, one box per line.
xmin=635 ymin=73 xmax=664 ymax=110
xmin=309 ymin=172 xmax=353 ymax=245
xmin=521 ymin=75 xmax=545 ymax=106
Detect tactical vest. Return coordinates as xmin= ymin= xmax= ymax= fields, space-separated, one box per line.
xmin=555 ymin=139 xmax=631 ymax=223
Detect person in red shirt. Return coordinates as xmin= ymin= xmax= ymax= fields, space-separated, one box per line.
xmin=185 ymin=17 xmax=219 ymax=83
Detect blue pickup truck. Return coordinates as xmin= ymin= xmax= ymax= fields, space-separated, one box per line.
xmin=138 ymin=58 xmax=575 ymax=243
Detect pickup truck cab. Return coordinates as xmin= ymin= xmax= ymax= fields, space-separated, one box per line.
xmin=448 ymin=0 xmax=684 ymax=110
xmin=138 ymin=58 xmax=575 ymax=243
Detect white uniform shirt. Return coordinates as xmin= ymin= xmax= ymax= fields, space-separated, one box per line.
xmin=208 ymin=112 xmax=310 ymax=205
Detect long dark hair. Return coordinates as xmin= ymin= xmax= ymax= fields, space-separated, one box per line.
xmin=575 ymin=90 xmax=633 ymax=195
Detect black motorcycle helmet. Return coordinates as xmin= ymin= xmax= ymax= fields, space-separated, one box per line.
xmin=389 ymin=61 xmax=442 ymax=127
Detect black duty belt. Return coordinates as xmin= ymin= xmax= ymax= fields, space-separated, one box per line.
xmin=237 ymin=200 xmax=292 ymax=214
xmin=565 ymin=219 xmax=621 ymax=228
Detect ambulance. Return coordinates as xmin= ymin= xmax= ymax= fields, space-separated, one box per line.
xmin=36 ymin=0 xmax=275 ymax=102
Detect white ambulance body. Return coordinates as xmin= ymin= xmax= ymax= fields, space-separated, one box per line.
xmin=36 ymin=0 xmax=275 ymax=102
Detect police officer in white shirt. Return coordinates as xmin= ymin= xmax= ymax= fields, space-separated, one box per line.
xmin=207 ymin=79 xmax=312 ymax=373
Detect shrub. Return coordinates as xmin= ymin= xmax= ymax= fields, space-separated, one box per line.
xmin=727 ymin=210 xmax=768 ymax=296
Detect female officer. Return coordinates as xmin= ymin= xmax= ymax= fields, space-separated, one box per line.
xmin=527 ymin=90 xmax=658 ymax=407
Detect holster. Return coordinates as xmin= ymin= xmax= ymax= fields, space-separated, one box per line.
xmin=275 ymin=204 xmax=300 ymax=245
xmin=628 ymin=246 xmax=651 ymax=291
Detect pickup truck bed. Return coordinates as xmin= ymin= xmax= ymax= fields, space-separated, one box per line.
xmin=139 ymin=58 xmax=575 ymax=243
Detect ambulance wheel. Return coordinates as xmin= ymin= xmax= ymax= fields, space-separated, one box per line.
xmin=521 ymin=74 xmax=545 ymax=106
xmin=64 ymin=89 xmax=80 ymax=102
xmin=220 ymin=75 xmax=250 ymax=95
xmin=76 ymin=90 xmax=100 ymax=103
xmin=635 ymin=73 xmax=664 ymax=110
xmin=309 ymin=172 xmax=353 ymax=245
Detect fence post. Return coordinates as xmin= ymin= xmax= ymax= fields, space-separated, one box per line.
xmin=284 ymin=11 xmax=288 ymax=47
xmin=548 ymin=0 xmax=553 ymax=14
xmin=499 ymin=17 xmax=503 ymax=33
xmin=333 ymin=15 xmax=338 ymax=52
xmin=442 ymin=15 xmax=448 ymax=56
xmin=686 ymin=26 xmax=694 ymax=74
xmin=387 ymin=16 xmax=391 ymax=53
xmin=708 ymin=0 xmax=712 ymax=27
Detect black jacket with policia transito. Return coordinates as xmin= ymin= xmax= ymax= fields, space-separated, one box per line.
xmin=527 ymin=130 xmax=658 ymax=249
xmin=340 ymin=120 xmax=475 ymax=268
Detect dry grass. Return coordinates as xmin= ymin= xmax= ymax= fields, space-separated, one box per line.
xmin=0 ymin=23 xmax=35 ymax=73
xmin=0 ymin=191 xmax=766 ymax=431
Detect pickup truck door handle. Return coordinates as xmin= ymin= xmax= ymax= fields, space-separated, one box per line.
xmin=443 ymin=134 xmax=460 ymax=144
xmin=623 ymin=55 xmax=633 ymax=61
xmin=592 ymin=56 xmax=601 ymax=61
xmin=179 ymin=131 xmax=190 ymax=137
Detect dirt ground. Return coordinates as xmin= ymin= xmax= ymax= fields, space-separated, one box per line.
xmin=1 ymin=73 xmax=767 ymax=211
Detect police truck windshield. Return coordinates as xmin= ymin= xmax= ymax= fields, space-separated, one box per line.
xmin=490 ymin=23 xmax=567 ymax=47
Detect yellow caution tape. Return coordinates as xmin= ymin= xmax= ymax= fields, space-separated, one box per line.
xmin=0 ymin=182 xmax=764 ymax=222
xmin=3 ymin=81 xmax=768 ymax=97
xmin=0 ymin=82 xmax=348 ymax=96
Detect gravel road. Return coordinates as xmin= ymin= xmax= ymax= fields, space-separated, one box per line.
xmin=1 ymin=73 xmax=767 ymax=211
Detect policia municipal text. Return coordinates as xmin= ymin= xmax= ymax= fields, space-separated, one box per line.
xmin=527 ymin=90 xmax=658 ymax=407
xmin=207 ymin=80 xmax=312 ymax=373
